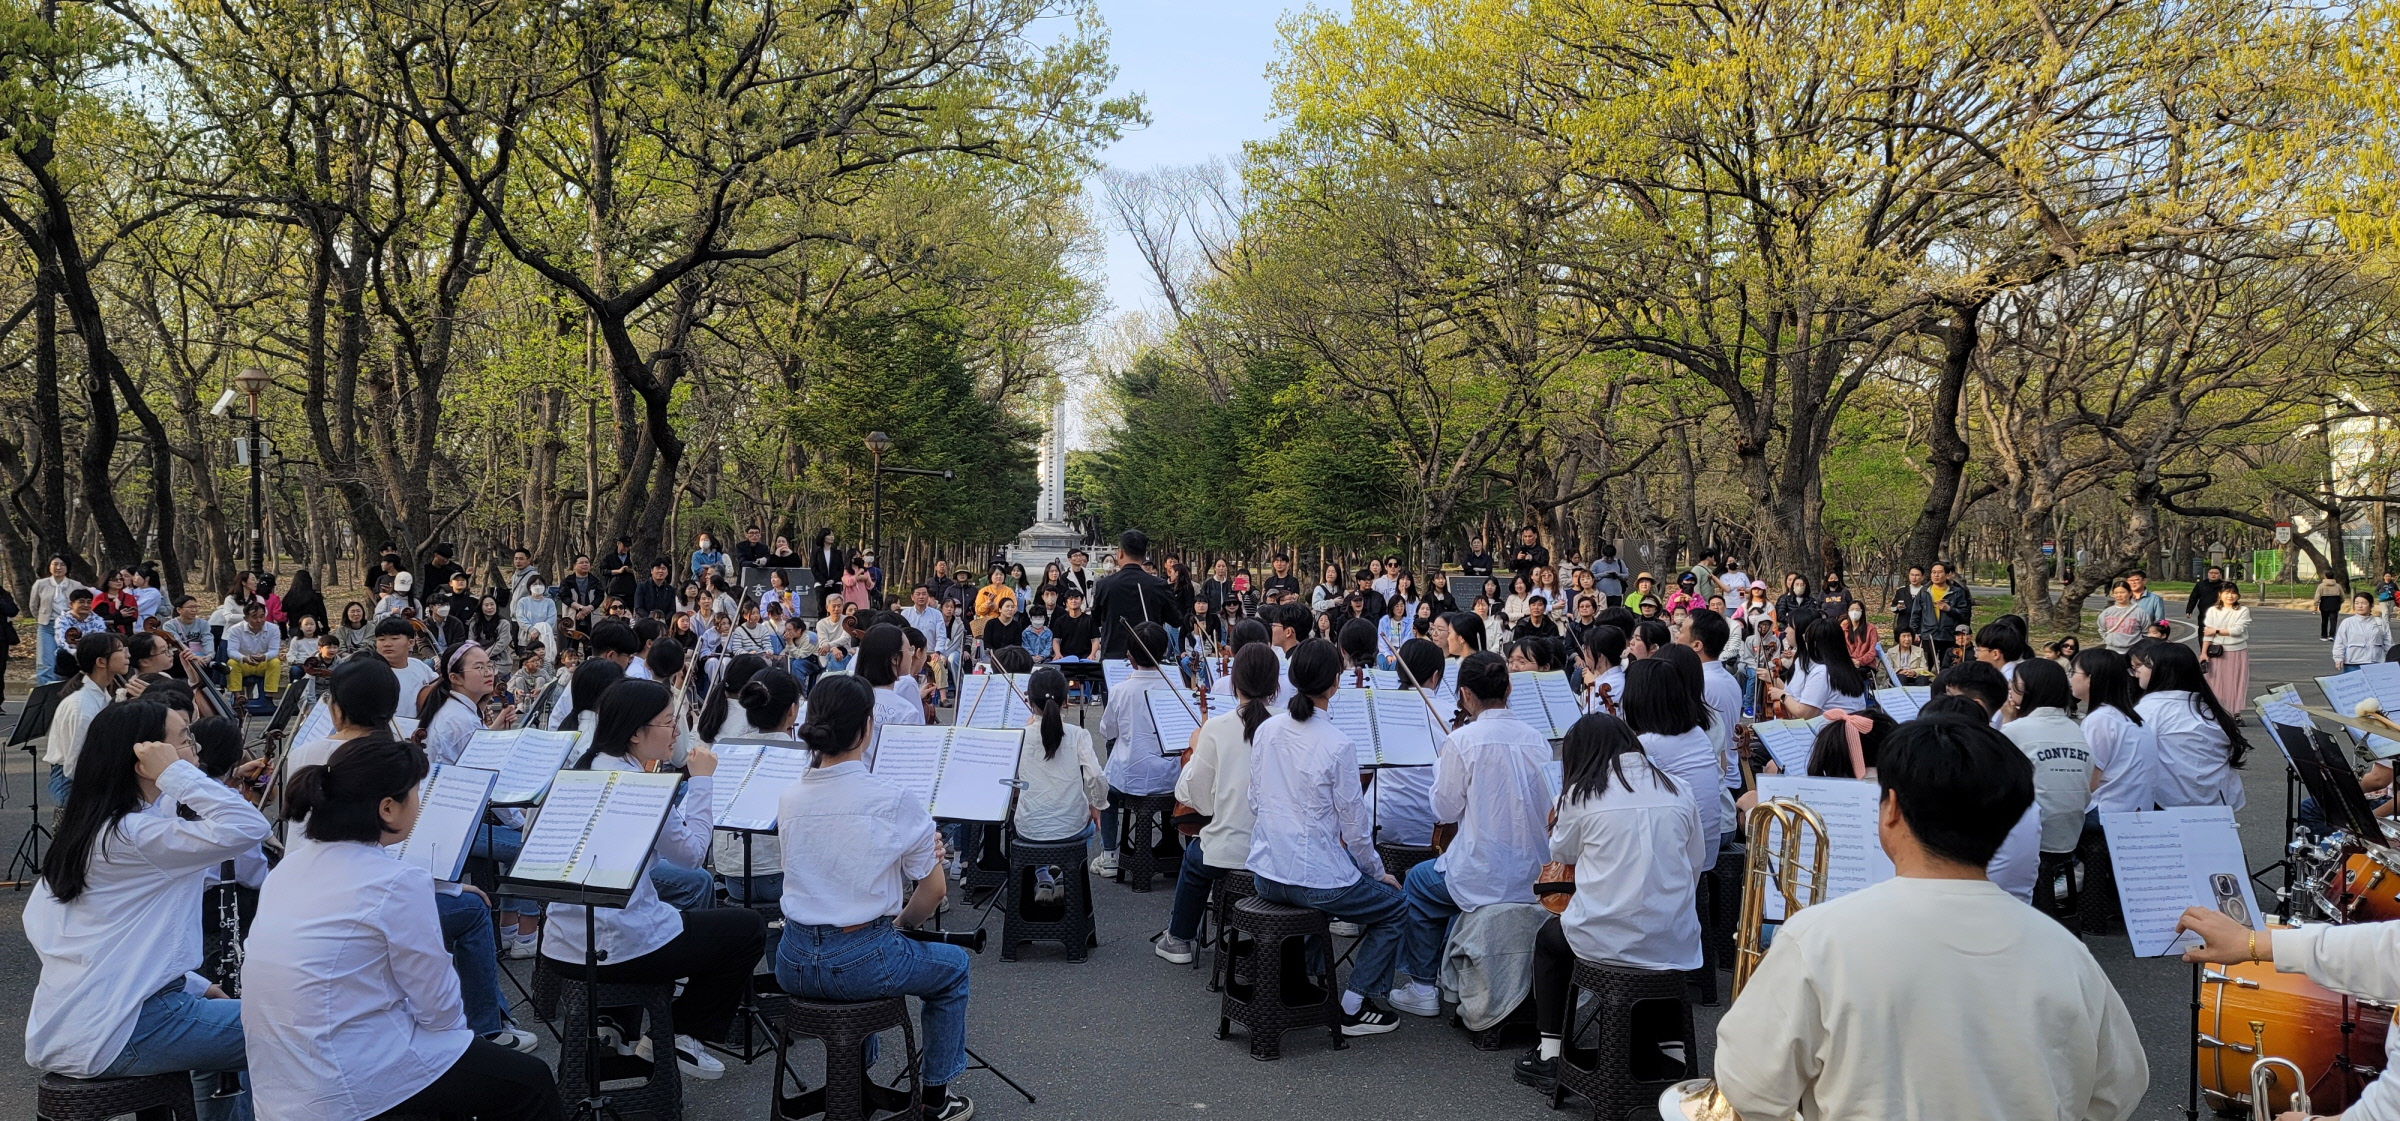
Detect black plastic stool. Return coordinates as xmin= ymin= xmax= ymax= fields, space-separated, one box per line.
xmin=1217 ymin=896 xmax=1345 ymax=1060
xmin=541 ymin=962 xmax=682 ymax=1120
xmin=2075 ymin=824 xmax=2122 ymax=935
xmin=36 ymin=1072 xmax=197 ymax=1121
xmin=1207 ymin=869 xmax=1257 ymax=992
xmin=1549 ymin=959 xmax=1694 ymax=1118
xmin=1002 ymin=835 xmax=1098 ymax=962
xmin=1113 ymin=792 xmax=1181 ymax=892
xmin=964 ymin=825 xmax=1010 ymax=903
xmin=775 ymin=996 xmax=920 ymax=1121
xmin=2034 ymin=850 xmax=2082 ymax=933
xmin=1374 ymin=842 xmax=1437 ymax=883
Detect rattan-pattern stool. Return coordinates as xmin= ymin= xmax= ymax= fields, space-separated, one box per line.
xmin=1112 ymin=792 xmax=1181 ymax=892
xmin=1217 ymin=896 xmax=1345 ymax=1061
xmin=1002 ymin=835 xmax=1098 ymax=962
xmin=36 ymin=1072 xmax=197 ymax=1121
xmin=1206 ymin=869 xmax=1257 ymax=992
xmin=1549 ymin=959 xmax=1694 ymax=1118
xmin=1374 ymin=842 xmax=1438 ymax=883
xmin=774 ymin=996 xmax=919 ymax=1121
xmin=542 ymin=964 xmax=682 ymax=1121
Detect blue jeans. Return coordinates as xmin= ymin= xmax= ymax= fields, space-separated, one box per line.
xmin=650 ymin=861 xmax=715 ymax=911
xmin=724 ymin=873 xmax=783 ymax=907
xmin=434 ymin=890 xmax=506 ymax=1036
xmin=48 ymin=764 xmax=71 ymax=808
xmin=1166 ymin=839 xmax=1228 ymax=942
xmin=1398 ymin=860 xmax=1462 ymax=984
xmin=98 ymin=985 xmax=251 ymax=1121
xmin=1734 ymin=663 xmax=1759 ymax=715
xmin=1255 ymin=872 xmax=1407 ymax=999
xmin=471 ymin=824 xmax=538 ymax=917
xmin=775 ymin=922 xmax=971 ymax=1087
xmin=34 ymin=623 xmax=57 ymax=685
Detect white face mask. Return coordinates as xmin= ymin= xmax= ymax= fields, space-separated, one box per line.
xmin=1849 ymin=609 xmax=1864 ymax=621
xmin=529 ymin=585 xmax=545 ymax=597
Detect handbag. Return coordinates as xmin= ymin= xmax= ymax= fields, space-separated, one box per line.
xmin=2204 ymin=643 xmax=2225 ymax=660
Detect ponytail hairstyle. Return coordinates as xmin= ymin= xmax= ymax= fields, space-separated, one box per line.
xmin=736 ymin=668 xmax=802 ymax=737
xmin=1807 ymin=707 xmax=1897 ymax=779
xmin=1336 ymin=618 xmax=1378 ymax=671
xmin=796 ymin=674 xmax=876 ymax=763
xmin=2138 ymin=641 xmax=2248 ymax=767
xmin=287 ymin=733 xmax=428 ymax=843
xmin=576 ymin=679 xmax=673 ymax=769
xmin=44 ymin=700 xmax=171 ymax=903
xmin=412 ymin=640 xmax=484 ymax=744
xmin=1026 ymin=666 xmax=1069 ymax=758
xmin=1284 ymin=637 xmax=1342 ymax=721
xmin=2074 ymin=648 xmax=2143 ymax=725
xmin=698 ymin=653 xmax=769 ymax=742
xmin=1231 ymin=643 xmax=1281 ymax=742
xmin=564 ymin=657 xmax=628 ymax=731
xmin=190 ymin=715 xmax=244 ymax=779
xmin=324 ymin=655 xmax=401 ymax=733
xmin=857 ymin=623 xmax=906 ymax=687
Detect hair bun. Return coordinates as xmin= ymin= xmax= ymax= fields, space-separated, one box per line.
xmin=797 ymin=721 xmax=837 ymax=755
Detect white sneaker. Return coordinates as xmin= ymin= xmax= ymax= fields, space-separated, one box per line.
xmin=1388 ymin=982 xmax=1441 ymax=1018
xmin=1154 ymin=934 xmax=1197 ymax=964
xmin=486 ymin=1025 xmax=542 ymax=1053
xmin=636 ymin=1033 xmax=725 ymax=1080
xmin=1328 ymin=920 xmax=1362 ymax=937
xmin=507 ymin=929 xmax=539 ymax=959
xmin=1090 ymin=850 xmax=1119 ymax=877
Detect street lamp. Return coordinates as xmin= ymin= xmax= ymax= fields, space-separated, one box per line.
xmin=234 ymin=367 xmax=272 ymax=573
xmin=862 ymin=430 xmax=953 ymax=581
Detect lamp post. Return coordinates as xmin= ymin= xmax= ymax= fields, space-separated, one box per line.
xmin=863 ymin=430 xmax=954 ymax=585
xmin=235 ymin=367 xmax=272 ymax=573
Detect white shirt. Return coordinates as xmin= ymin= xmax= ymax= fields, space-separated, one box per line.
xmin=1700 ymin=660 xmax=1745 ymax=787
xmin=2275 ymin=921 xmax=2400 ymax=1121
xmin=1098 ymin=668 xmax=1181 ymax=796
xmin=1987 ymin=805 xmax=2042 ymax=904
xmin=778 ymin=759 xmax=939 ymax=928
xmin=1551 ymin=763 xmax=1707 ymax=971
xmin=2137 ymin=690 xmax=2244 ymax=811
xmin=1245 ymin=709 xmax=1384 ymax=890
xmin=23 ymin=760 xmax=272 ymax=1077
xmin=2336 ymin=614 xmax=2391 ymax=668
xmin=1715 ymin=877 xmax=2146 ymax=1121
xmin=1638 ymin=728 xmax=1724 ymax=865
xmin=226 ymin=622 xmax=283 ymax=661
xmin=1014 ymin=723 xmax=1105 ymax=843
xmin=1176 ymin=711 xmax=1257 ymax=869
xmin=387 ymin=658 xmax=435 ymax=719
xmin=899 ymin=605 xmax=943 ymax=650
xmin=1430 ymin=707 xmax=1553 ymax=911
xmin=2001 ymin=707 xmax=2093 ymax=852
xmin=420 ymin=698 xmax=484 ymax=767
xmin=871 ymin=683 xmax=924 ymax=735
xmin=41 ymin=678 xmax=112 ymax=772
xmin=1584 ymin=665 xmax=1626 ymax=714
xmin=2083 ymin=705 xmax=2154 ymax=815
xmin=1791 ymin=660 xmax=1868 ymax=714
xmin=242 ymin=839 xmax=471 ymax=1120
xmin=541 ymin=753 xmax=712 ymax=965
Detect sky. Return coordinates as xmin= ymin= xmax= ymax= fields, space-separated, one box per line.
xmin=1082 ymin=0 xmax=1295 ymax=320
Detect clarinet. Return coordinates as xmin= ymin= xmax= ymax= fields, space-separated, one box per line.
xmin=210 ymin=859 xmax=244 ymax=995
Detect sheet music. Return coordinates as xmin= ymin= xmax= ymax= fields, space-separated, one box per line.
xmin=391 ymin=764 xmax=497 ymax=882
xmin=870 ymin=725 xmax=949 ymax=813
xmin=509 ymin=770 xmax=611 ymax=882
xmin=1145 ymin=689 xmax=1202 ymax=757
xmin=1370 ymin=668 xmax=1400 ymax=691
xmin=568 ymin=774 xmax=680 ymax=892
xmin=956 ymin=673 xmax=1030 ymax=729
xmin=1752 ymin=719 xmax=1822 ymax=776
xmin=1102 ymin=659 xmax=1132 ymax=693
xmin=1368 ymin=689 xmax=1442 ymax=767
xmin=1326 ymin=689 xmax=1379 ymax=769
xmin=931 ymin=727 xmax=1025 ymax=821
xmin=292 ymin=698 xmax=333 ymax=751
xmin=2102 ymin=806 xmax=2260 ymax=957
xmin=2365 ymin=662 xmax=2400 ymax=707
xmin=1873 ymin=687 xmax=1921 ymax=722
xmin=707 ymin=743 xmax=765 ymax=824
xmin=1753 ymin=776 xmax=1894 ymax=920
xmin=2315 ymin=671 xmax=2400 ymax=756
xmin=455 ymin=728 xmax=582 ymax=805
xmin=723 ymin=743 xmax=813 ymax=832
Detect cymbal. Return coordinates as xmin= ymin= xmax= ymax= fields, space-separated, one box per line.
xmin=2289 ymin=703 xmax=2400 ymax=744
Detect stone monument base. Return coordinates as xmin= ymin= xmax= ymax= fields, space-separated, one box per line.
xmin=1009 ymin=520 xmax=1087 ymax=576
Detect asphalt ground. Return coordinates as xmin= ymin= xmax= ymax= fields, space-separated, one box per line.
xmin=0 ymin=597 xmax=2350 ymax=1120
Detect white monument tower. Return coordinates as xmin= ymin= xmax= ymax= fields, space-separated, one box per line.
xmin=1011 ymin=380 xmax=1085 ymax=571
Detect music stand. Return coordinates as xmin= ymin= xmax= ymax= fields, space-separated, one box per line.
xmin=2268 ymin=719 xmax=2382 ymax=842
xmin=4 ymin=680 xmax=67 ymax=887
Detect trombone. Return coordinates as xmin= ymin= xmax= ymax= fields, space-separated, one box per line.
xmin=1661 ymin=796 xmax=1834 ymax=1121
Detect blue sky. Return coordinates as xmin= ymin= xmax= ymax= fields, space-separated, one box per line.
xmin=1084 ymin=1 xmax=1297 ymax=317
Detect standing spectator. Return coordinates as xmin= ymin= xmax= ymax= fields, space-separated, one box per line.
xmin=1460 ymin=537 xmax=1495 ymax=578
xmin=1201 ymin=558 xmax=1235 ymax=617
xmin=1819 ymin=570 xmax=1857 ymax=623
xmin=280 ymin=569 xmax=327 ymax=634
xmin=2199 ymin=584 xmax=2254 ymax=714
xmin=2097 ymin=582 xmax=2145 ymax=652
xmin=420 ymin=544 xmax=466 ymax=598
xmin=2317 ymin=570 xmax=2350 ymax=642
xmin=806 ymin=528 xmax=844 ymax=615
xmin=0 ymin=581 xmax=16 ymax=703
xmin=1259 ymin=553 xmax=1300 ymax=602
xmin=2184 ymin=565 xmax=2226 ymax=623
xmin=1508 ymin=526 xmax=1549 ymax=586
xmin=1913 ymin=562 xmax=1974 ymax=668
xmin=1890 ymin=565 xmax=1929 ymax=642
xmin=2379 ymin=570 xmax=2399 ymax=625
xmin=2121 ymin=569 xmax=2165 ymax=634
xmin=2334 ymin=592 xmax=2391 ymax=672
xmin=1776 ymin=574 xmax=1822 ymax=640
xmin=1686 ymin=550 xmax=1722 ymax=602
xmin=1718 ymin=558 xmax=1753 ymax=599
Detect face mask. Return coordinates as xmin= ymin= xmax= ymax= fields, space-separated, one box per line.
xmin=1849 ymin=609 xmax=1863 ymax=621
xmin=529 ymin=585 xmax=546 ymax=598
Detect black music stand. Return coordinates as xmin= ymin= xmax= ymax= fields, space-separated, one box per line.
xmin=711 ymin=824 xmax=785 ymax=1064
xmin=5 ymin=680 xmax=67 ymax=887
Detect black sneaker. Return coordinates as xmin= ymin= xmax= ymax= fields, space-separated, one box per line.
xmin=1340 ymin=998 xmax=1400 ymax=1036
xmin=1513 ymin=1047 xmax=1557 ymax=1092
xmin=926 ymin=1091 xmax=976 ymax=1120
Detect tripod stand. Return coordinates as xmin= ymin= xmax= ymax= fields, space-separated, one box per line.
xmin=3 ymin=681 xmax=66 ymax=889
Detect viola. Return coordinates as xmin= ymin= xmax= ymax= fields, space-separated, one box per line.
xmin=1172 ymin=689 xmax=1213 ymax=837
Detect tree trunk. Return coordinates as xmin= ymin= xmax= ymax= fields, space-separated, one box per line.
xmin=1901 ymin=302 xmax=1982 ymax=572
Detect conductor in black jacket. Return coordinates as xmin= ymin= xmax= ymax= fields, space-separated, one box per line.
xmin=1089 ymin=530 xmax=1179 ymax=660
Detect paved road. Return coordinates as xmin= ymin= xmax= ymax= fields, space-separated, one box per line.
xmin=0 ymin=603 xmax=2350 ymax=1119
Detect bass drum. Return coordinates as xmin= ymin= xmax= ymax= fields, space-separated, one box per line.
xmin=2328 ymin=852 xmax=2400 ymax=924
xmin=2199 ymin=960 xmax=2389 ymax=1116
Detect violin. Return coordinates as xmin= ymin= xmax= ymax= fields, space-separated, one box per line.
xmin=1172 ymin=688 xmax=1213 ymax=837
xmin=1596 ymin=682 xmax=1617 ymax=717
xmin=1431 ymin=821 xmax=1458 ymax=854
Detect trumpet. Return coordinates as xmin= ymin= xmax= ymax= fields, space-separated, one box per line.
xmin=2249 ymin=1054 xmax=2308 ymax=1121
xmin=1661 ymin=796 xmax=1834 ymax=1121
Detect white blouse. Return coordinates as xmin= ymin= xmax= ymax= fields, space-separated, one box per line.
xmin=242 ymin=840 xmax=472 ymax=1120
xmin=2082 ymin=705 xmax=2153 ymax=815
xmin=541 ymin=752 xmax=714 ymax=965
xmin=2138 ymin=690 xmax=2244 ymax=811
xmin=24 ymin=761 xmax=272 ymax=1077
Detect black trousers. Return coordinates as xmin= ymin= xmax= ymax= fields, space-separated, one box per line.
xmin=1531 ymin=915 xmax=1683 ymax=1052
xmin=2323 ymin=596 xmax=2344 ymax=638
xmin=371 ymin=1037 xmax=563 ymax=1121
xmin=588 ymin=907 xmax=767 ymax=1043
